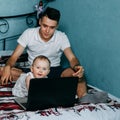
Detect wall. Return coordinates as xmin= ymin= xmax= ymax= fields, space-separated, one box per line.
xmin=48 ymin=0 xmax=120 ymax=98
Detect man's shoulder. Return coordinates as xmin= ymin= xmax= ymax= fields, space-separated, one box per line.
xmin=24 ymin=27 xmax=39 ymax=34
xmin=55 ymin=29 xmax=65 ymax=34
xmin=55 ymin=30 xmax=66 ymax=36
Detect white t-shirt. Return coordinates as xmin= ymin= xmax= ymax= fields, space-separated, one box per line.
xmin=17 ymin=27 xmax=70 ymax=67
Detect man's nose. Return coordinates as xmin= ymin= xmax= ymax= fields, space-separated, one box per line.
xmin=46 ymin=27 xmax=50 ymax=33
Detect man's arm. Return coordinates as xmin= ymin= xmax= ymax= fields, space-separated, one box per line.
xmin=63 ymin=47 xmax=84 ymax=78
xmin=5 ymin=44 xmax=24 ymax=67
xmin=0 ymin=44 xmax=25 ymax=84
xmin=63 ymin=47 xmax=80 ymax=69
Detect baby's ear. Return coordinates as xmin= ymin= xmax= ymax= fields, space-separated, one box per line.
xmin=48 ymin=69 xmax=50 ymax=75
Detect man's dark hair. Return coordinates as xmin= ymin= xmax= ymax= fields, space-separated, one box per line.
xmin=40 ymin=7 xmax=61 ymax=23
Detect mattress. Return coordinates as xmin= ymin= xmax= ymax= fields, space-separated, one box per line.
xmin=0 ymin=82 xmax=120 ymax=120
xmin=0 ymin=51 xmax=120 ymax=120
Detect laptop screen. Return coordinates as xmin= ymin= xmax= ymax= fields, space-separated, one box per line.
xmin=26 ymin=77 xmax=78 ymax=111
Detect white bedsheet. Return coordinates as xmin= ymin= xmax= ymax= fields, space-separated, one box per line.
xmin=0 ymin=88 xmax=120 ymax=120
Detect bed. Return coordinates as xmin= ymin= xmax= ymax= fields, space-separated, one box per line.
xmin=0 ymin=47 xmax=120 ymax=120
xmin=0 ymin=51 xmax=120 ymax=120
xmin=0 ymin=81 xmax=120 ymax=120
xmin=0 ymin=52 xmax=120 ymax=120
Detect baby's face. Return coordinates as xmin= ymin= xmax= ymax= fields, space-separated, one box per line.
xmin=31 ymin=59 xmax=50 ymax=78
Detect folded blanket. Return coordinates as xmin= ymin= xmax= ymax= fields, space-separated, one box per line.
xmin=78 ymin=89 xmax=108 ymax=104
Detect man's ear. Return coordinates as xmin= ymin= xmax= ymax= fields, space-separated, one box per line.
xmin=39 ymin=19 xmax=41 ymax=26
xmin=30 ymin=66 xmax=33 ymax=72
xmin=56 ymin=24 xmax=59 ymax=29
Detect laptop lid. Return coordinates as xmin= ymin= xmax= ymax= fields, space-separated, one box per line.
xmin=16 ymin=77 xmax=78 ymax=111
xmin=15 ymin=97 xmax=28 ymax=110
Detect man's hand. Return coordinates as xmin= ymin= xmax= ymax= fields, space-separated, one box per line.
xmin=0 ymin=67 xmax=23 ymax=85
xmin=72 ymin=65 xmax=84 ymax=78
xmin=0 ymin=66 xmax=12 ymax=85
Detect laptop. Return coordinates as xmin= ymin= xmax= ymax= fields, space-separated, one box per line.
xmin=15 ymin=77 xmax=78 ymax=111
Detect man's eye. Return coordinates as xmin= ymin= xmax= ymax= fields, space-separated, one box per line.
xmin=43 ymin=24 xmax=47 ymax=28
xmin=51 ymin=27 xmax=55 ymax=29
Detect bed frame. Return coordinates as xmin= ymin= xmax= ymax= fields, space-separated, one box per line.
xmin=0 ymin=12 xmax=37 ymax=67
xmin=0 ymin=12 xmax=37 ymax=50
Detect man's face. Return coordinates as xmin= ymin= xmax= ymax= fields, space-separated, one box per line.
xmin=39 ymin=16 xmax=58 ymax=41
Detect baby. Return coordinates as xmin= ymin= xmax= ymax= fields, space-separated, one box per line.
xmin=12 ymin=55 xmax=51 ymax=97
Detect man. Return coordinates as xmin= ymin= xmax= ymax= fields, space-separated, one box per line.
xmin=0 ymin=7 xmax=86 ymax=98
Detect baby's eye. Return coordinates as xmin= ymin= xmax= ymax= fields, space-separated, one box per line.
xmin=36 ymin=67 xmax=40 ymax=69
xmin=43 ymin=68 xmax=47 ymax=71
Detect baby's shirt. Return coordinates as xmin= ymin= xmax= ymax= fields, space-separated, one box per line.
xmin=12 ymin=72 xmax=47 ymax=97
xmin=12 ymin=72 xmax=34 ymax=97
xmin=12 ymin=73 xmax=28 ymax=97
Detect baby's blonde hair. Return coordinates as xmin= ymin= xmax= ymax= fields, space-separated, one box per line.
xmin=32 ymin=55 xmax=51 ymax=68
